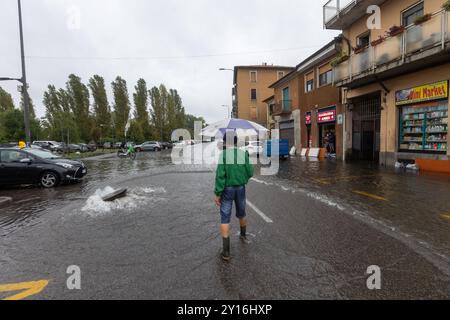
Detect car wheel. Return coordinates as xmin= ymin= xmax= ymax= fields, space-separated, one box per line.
xmin=156 ymin=148 xmax=161 ymax=152
xmin=40 ymin=172 xmax=59 ymax=188
xmin=136 ymin=148 xmax=141 ymax=153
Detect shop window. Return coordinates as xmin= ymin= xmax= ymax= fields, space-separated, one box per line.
xmin=399 ymin=102 xmax=448 ymax=153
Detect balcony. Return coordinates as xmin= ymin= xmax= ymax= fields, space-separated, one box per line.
xmin=333 ymin=10 xmax=450 ymax=88
xmin=273 ymin=100 xmax=292 ymax=116
xmin=323 ymin=0 xmax=387 ymax=30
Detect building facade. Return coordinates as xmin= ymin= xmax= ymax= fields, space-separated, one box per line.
xmin=324 ymin=0 xmax=450 ymax=167
xmin=267 ymin=40 xmax=344 ymax=159
xmin=233 ymin=64 xmax=294 ymax=127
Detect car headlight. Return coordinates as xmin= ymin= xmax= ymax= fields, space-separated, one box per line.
xmin=56 ymin=163 xmax=74 ymax=169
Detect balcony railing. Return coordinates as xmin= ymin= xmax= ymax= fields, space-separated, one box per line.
xmin=323 ymin=0 xmax=358 ymax=25
xmin=333 ymin=10 xmax=449 ymax=85
xmin=273 ymin=100 xmax=292 ymax=116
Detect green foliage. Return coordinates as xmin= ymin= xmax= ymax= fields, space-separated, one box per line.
xmin=112 ymin=76 xmax=131 ymax=141
xmin=133 ymin=79 xmax=151 ymax=142
xmin=0 ymin=86 xmax=15 ymax=112
xmin=89 ymin=75 xmax=111 ymax=142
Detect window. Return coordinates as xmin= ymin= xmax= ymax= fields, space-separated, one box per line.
xmin=250 ymin=71 xmax=257 ymax=83
xmin=319 ymin=70 xmax=333 ymax=86
xmin=282 ymin=87 xmax=290 ymax=111
xmin=250 ymin=88 xmax=257 ymax=100
xmin=402 ymin=2 xmax=424 ymax=26
xmin=306 ymin=79 xmax=314 ymax=92
xmin=305 ymin=71 xmax=314 ymax=92
xmin=0 ymin=150 xmax=28 ymax=163
xmin=278 ymin=71 xmax=285 ymax=80
xmin=357 ymin=32 xmax=371 ymax=48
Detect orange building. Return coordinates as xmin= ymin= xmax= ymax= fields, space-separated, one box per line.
xmin=232 ymin=64 xmax=294 ymax=127
xmin=324 ymin=0 xmax=450 ymax=170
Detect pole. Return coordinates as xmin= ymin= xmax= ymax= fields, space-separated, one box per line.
xmin=18 ymin=0 xmax=31 ymax=145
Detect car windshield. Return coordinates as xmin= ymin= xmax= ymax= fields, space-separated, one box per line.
xmin=26 ymin=149 xmax=61 ymax=159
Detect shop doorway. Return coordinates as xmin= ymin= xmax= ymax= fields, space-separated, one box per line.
xmin=306 ymin=126 xmax=311 ymax=148
xmin=351 ymin=94 xmax=381 ymax=162
xmin=279 ymin=120 xmax=295 ymax=148
xmin=319 ymin=124 xmax=336 ymax=153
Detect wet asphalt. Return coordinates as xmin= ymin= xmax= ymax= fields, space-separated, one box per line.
xmin=0 ymin=145 xmax=450 ymax=299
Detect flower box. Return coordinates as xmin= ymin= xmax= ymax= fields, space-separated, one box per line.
xmin=414 ymin=13 xmax=432 ymax=25
xmin=388 ymin=25 xmax=405 ymax=37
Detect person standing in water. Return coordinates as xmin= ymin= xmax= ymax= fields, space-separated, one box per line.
xmin=214 ymin=132 xmax=254 ymax=261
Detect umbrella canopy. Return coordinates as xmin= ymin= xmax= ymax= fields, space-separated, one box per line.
xmin=201 ymin=119 xmax=268 ymax=138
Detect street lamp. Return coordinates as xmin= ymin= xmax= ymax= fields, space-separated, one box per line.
xmin=221 ymin=105 xmax=231 ymax=119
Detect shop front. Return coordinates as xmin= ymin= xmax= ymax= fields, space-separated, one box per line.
xmin=279 ymin=120 xmax=295 ymax=148
xmin=396 ymin=81 xmax=448 ymax=157
xmin=317 ymin=107 xmax=337 ymax=154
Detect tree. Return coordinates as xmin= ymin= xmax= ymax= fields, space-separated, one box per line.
xmin=133 ymin=79 xmax=151 ymax=142
xmin=112 ymin=76 xmax=131 ymax=141
xmin=0 ymin=86 xmax=15 ymax=112
xmin=66 ymin=74 xmax=91 ymax=142
xmin=89 ymin=75 xmax=111 ymax=142
xmin=149 ymin=86 xmax=163 ymax=141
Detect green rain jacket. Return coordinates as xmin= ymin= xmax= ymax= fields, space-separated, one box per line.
xmin=214 ymin=147 xmax=254 ymax=197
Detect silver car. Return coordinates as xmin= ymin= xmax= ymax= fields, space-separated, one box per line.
xmin=134 ymin=141 xmax=162 ymax=152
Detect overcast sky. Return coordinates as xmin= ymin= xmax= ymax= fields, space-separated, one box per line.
xmin=0 ymin=0 xmax=339 ymax=124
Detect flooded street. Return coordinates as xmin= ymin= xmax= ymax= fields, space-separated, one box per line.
xmin=1 ymin=146 xmax=450 ymax=299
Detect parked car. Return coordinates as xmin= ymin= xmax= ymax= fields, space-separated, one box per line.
xmin=0 ymin=148 xmax=87 ymax=188
xmin=87 ymin=143 xmax=97 ymax=152
xmin=244 ymin=141 xmax=264 ymax=156
xmin=134 ymin=141 xmax=162 ymax=152
xmin=160 ymin=142 xmax=173 ymax=150
xmin=114 ymin=142 xmax=122 ymax=149
xmin=32 ymin=141 xmax=65 ymax=154
xmin=103 ymin=142 xmax=113 ymax=149
xmin=67 ymin=144 xmax=82 ymax=153
xmin=78 ymin=144 xmax=90 ymax=153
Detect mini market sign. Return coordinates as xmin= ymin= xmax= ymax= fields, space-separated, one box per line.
xmin=396 ymin=80 xmax=448 ymax=106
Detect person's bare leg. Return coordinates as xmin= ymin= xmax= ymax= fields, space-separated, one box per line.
xmin=221 ymin=224 xmax=230 ymax=238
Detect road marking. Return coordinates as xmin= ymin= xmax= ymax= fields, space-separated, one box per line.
xmin=441 ymin=214 xmax=450 ymax=220
xmin=353 ymin=190 xmax=388 ymax=201
xmin=0 ymin=280 xmax=49 ymax=300
xmin=247 ymin=200 xmax=273 ymax=223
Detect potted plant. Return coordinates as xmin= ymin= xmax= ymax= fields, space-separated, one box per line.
xmin=414 ymin=13 xmax=432 ymax=25
xmin=330 ymin=54 xmax=349 ymax=67
xmin=371 ymin=36 xmax=385 ymax=47
xmin=388 ymin=25 xmax=405 ymax=37
xmin=442 ymin=0 xmax=450 ymax=11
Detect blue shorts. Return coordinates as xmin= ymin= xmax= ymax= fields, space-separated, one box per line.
xmin=220 ymin=186 xmax=247 ymax=224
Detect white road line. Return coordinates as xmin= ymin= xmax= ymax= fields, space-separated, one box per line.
xmin=246 ymin=200 xmax=273 ymax=223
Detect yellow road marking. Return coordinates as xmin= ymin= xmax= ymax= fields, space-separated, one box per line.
xmin=0 ymin=280 xmax=49 ymax=300
xmin=353 ymin=191 xmax=388 ymax=201
xmin=441 ymin=214 xmax=450 ymax=220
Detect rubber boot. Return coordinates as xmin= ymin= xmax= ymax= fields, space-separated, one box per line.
xmin=222 ymin=237 xmax=230 ymax=261
xmin=240 ymin=226 xmax=247 ymax=240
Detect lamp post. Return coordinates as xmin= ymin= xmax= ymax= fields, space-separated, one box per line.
xmin=18 ymin=0 xmax=31 ymax=145
xmin=219 ymin=68 xmax=235 ymax=118
xmin=221 ymin=105 xmax=231 ymax=119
